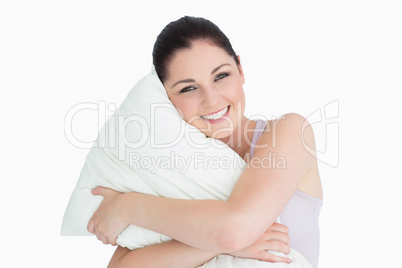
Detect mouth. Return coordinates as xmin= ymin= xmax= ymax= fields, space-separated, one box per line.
xmin=200 ymin=105 xmax=230 ymax=123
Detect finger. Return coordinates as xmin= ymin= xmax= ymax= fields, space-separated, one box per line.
xmin=92 ymin=186 xmax=106 ymax=196
xmin=87 ymin=217 xmax=95 ymax=234
xmin=265 ymin=231 xmax=290 ymax=246
xmin=107 ymin=234 xmax=117 ymax=246
xmin=96 ymin=229 xmax=108 ymax=245
xmin=264 ymin=240 xmax=291 ymax=255
xmin=101 ymin=234 xmax=108 ymax=245
xmin=269 ymin=222 xmax=289 ymax=234
xmin=261 ymin=252 xmax=292 ymax=264
xmin=94 ymin=228 xmax=102 ymax=243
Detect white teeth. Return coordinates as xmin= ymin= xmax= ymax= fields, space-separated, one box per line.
xmin=201 ymin=106 xmax=228 ymax=120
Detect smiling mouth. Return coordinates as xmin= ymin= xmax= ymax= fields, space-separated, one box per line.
xmin=200 ymin=105 xmax=230 ymax=120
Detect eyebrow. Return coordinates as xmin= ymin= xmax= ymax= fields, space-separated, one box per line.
xmin=171 ymin=63 xmax=231 ymax=88
xmin=172 ymin=78 xmax=196 ymax=88
xmin=211 ymin=63 xmax=231 ymax=75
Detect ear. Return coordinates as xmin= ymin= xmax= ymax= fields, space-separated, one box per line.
xmin=236 ymin=55 xmax=245 ymax=85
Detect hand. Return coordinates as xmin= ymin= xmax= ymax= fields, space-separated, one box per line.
xmin=230 ymin=222 xmax=292 ymax=263
xmin=87 ymin=186 xmax=128 ymax=246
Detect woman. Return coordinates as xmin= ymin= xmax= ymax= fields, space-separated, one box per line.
xmin=88 ymin=16 xmax=323 ymax=267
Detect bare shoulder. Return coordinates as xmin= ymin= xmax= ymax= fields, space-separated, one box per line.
xmin=255 ymin=113 xmax=322 ymax=199
xmin=257 ymin=113 xmax=315 ymax=152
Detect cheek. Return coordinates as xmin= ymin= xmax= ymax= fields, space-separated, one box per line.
xmin=226 ymin=81 xmax=245 ymax=104
xmin=167 ymin=96 xmax=186 ymax=118
xmin=237 ymin=92 xmax=246 ymax=115
xmin=171 ymin=99 xmax=199 ymax=122
xmin=227 ymin=83 xmax=245 ymax=117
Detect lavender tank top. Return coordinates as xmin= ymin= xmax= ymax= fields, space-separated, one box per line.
xmin=249 ymin=120 xmax=323 ymax=268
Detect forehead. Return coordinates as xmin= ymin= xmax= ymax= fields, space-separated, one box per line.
xmin=167 ymin=41 xmax=235 ymax=79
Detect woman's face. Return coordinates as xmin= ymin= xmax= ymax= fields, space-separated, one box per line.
xmin=163 ymin=40 xmax=246 ymax=139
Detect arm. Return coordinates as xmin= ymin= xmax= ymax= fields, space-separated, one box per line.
xmin=90 ymin=190 xmax=217 ymax=267
xmin=108 ymin=223 xmax=292 ymax=268
xmin=108 ymin=241 xmax=216 ymax=268
xmin=90 ymin=113 xmax=316 ymax=252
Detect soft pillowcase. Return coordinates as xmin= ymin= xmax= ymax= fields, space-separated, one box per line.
xmin=61 ymin=68 xmax=247 ymax=248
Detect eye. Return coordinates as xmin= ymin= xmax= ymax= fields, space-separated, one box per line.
xmin=215 ymin=73 xmax=229 ymax=81
xmin=180 ymin=86 xmax=196 ymax=94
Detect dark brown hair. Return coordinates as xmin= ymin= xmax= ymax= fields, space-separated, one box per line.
xmin=152 ymin=16 xmax=240 ymax=83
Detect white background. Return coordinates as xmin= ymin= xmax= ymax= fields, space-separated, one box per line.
xmin=1 ymin=1 xmax=401 ymax=267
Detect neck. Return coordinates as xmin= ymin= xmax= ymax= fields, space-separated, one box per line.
xmin=218 ymin=116 xmax=257 ymax=160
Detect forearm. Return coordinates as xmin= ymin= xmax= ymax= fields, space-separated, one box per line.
xmin=121 ymin=193 xmax=246 ymax=252
xmin=120 ymin=144 xmax=307 ymax=252
xmin=108 ymin=240 xmax=218 ymax=268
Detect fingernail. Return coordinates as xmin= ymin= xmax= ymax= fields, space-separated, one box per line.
xmin=287 ymin=259 xmax=292 ymax=263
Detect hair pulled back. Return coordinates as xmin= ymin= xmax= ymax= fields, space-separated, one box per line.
xmin=152 ymin=16 xmax=240 ymax=83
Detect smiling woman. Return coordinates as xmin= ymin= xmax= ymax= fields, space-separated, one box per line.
xmin=154 ymin=17 xmax=246 ymax=143
xmin=88 ymin=16 xmax=323 ymax=268
xmin=163 ymin=41 xmax=246 ymax=141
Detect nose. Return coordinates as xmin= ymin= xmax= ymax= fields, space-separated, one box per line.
xmin=201 ymin=85 xmax=219 ymax=108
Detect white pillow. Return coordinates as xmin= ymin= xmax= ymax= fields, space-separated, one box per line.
xmin=61 ymin=68 xmax=313 ymax=267
xmin=61 ymin=68 xmax=247 ymax=248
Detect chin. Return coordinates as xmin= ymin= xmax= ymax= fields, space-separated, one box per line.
xmin=191 ymin=117 xmax=237 ymax=141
